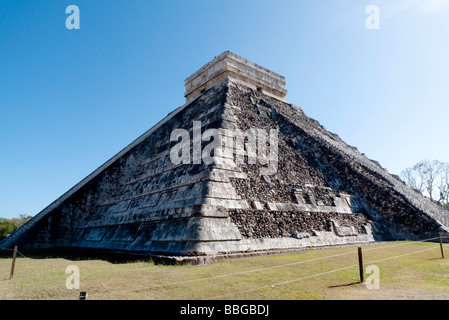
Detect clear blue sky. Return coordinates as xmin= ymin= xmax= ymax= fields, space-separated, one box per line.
xmin=1 ymin=0 xmax=448 ymax=219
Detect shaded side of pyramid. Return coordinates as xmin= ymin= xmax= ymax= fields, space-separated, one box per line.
xmin=0 ymin=81 xmax=246 ymax=256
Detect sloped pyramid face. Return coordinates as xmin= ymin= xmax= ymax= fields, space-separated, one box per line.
xmin=2 ymin=55 xmax=449 ymax=261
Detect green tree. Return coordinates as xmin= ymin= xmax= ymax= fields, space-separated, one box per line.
xmin=0 ymin=219 xmax=16 ymax=240
xmin=0 ymin=214 xmax=32 ymax=241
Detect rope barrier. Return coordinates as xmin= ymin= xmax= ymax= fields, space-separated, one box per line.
xmin=88 ymin=249 xmax=358 ymax=298
xmin=365 ymin=246 xmax=437 ymax=264
xmin=16 ymin=250 xmax=27 ymax=258
xmin=0 ymin=248 xmax=52 ymax=299
xmin=363 ymin=237 xmax=440 ymax=252
xmin=205 ymin=246 xmax=439 ymax=300
xmin=206 ymin=264 xmax=360 ymax=300
xmin=87 ymin=238 xmax=442 ymax=298
xmin=59 ymin=236 xmax=446 ymax=290
xmin=1 ymin=238 xmax=445 ymax=300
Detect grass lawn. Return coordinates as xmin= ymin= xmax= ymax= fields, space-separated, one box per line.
xmin=1 ymin=241 xmax=448 ymax=300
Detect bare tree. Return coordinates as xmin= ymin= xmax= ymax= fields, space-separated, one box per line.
xmin=401 ymin=160 xmax=449 ymax=207
xmin=438 ymin=163 xmax=449 ymax=208
xmin=420 ymin=160 xmax=442 ymax=201
xmin=400 ymin=167 xmax=424 ymax=194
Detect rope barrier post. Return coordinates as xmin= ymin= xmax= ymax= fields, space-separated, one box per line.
xmin=439 ymin=236 xmax=445 ymax=259
xmin=9 ymin=246 xmax=18 ymax=280
xmin=79 ymin=291 xmax=88 ymax=300
xmin=358 ymin=247 xmax=364 ymax=283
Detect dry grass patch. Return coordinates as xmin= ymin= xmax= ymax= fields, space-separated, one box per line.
xmin=1 ymin=241 xmax=448 ymax=300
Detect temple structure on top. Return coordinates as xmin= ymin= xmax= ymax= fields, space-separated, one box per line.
xmin=184 ymin=51 xmax=287 ymax=103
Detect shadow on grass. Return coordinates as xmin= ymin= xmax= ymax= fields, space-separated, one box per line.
xmin=328 ymin=282 xmax=361 ymax=288
xmin=0 ymin=248 xmax=183 ymax=266
xmin=426 ymin=257 xmax=446 ymax=261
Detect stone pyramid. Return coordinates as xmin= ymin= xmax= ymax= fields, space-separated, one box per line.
xmin=2 ymin=51 xmax=448 ymax=263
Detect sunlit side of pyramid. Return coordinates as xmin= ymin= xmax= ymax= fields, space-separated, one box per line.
xmin=2 ymin=51 xmax=448 ymax=263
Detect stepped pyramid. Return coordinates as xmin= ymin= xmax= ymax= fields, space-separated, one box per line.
xmin=2 ymin=51 xmax=448 ymax=263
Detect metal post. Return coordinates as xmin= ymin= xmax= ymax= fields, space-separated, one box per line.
xmin=439 ymin=236 xmax=445 ymax=259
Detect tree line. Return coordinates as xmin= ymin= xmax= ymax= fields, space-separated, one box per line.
xmin=400 ymin=160 xmax=449 ymax=209
xmin=0 ymin=214 xmax=32 ymax=241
